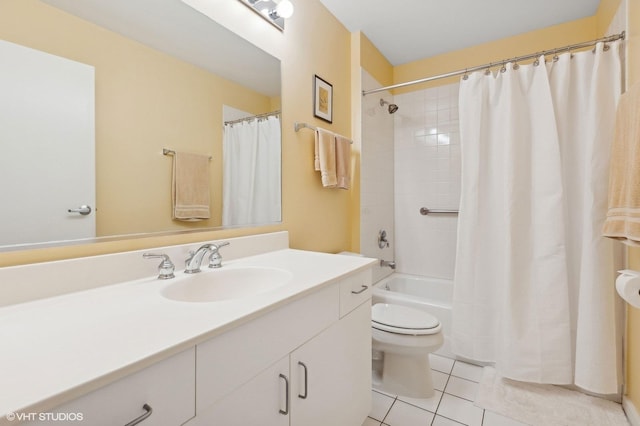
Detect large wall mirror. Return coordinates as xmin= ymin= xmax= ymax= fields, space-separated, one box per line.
xmin=0 ymin=0 xmax=282 ymax=251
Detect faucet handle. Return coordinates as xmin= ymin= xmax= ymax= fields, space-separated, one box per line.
xmin=212 ymin=241 xmax=230 ymax=250
xmin=208 ymin=241 xmax=230 ymax=269
xmin=143 ymin=253 xmax=176 ymax=279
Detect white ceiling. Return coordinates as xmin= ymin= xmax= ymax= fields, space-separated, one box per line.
xmin=318 ymin=0 xmax=601 ymax=65
xmin=40 ymin=0 xmax=281 ymax=97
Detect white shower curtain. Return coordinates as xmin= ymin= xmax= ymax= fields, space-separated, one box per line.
xmin=222 ymin=115 xmax=281 ymax=226
xmin=453 ymin=41 xmax=623 ymax=394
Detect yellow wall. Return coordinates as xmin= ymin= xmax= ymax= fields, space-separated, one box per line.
xmin=596 ymin=0 xmax=625 ymax=36
xmin=0 ymin=0 xmax=274 ymax=239
xmin=0 ymin=0 xmax=353 ymax=267
xmin=360 ymin=32 xmax=394 ymax=88
xmin=278 ymin=0 xmax=353 ymax=253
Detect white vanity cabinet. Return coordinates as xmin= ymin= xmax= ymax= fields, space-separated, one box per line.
xmin=289 ymin=301 xmax=371 ymax=426
xmin=21 ymin=348 xmax=196 ymax=426
xmin=190 ymin=269 xmax=372 ymax=426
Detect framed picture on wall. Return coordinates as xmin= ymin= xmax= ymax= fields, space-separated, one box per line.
xmin=313 ymin=74 xmax=333 ymax=123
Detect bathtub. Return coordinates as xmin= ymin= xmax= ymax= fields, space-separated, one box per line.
xmin=373 ymin=273 xmax=454 ymax=358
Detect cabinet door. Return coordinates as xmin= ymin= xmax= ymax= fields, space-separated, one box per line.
xmin=290 ymin=302 xmax=371 ymax=426
xmin=188 ymin=356 xmax=289 ymax=426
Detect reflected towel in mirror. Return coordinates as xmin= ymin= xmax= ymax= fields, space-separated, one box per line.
xmin=172 ymin=151 xmax=211 ymax=221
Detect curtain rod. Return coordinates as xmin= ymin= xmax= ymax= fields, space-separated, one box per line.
xmin=224 ymin=110 xmax=281 ymax=126
xmin=362 ymin=31 xmax=625 ymax=96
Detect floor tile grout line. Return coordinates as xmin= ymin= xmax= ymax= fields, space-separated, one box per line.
xmin=434 ymin=413 xmax=469 ymax=425
xmin=380 ymin=396 xmax=398 ymax=424
xmin=442 ymin=389 xmax=476 ymax=403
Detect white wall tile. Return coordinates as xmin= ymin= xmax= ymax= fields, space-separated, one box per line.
xmin=394 ymin=83 xmax=461 ymax=279
xmin=361 ymin=70 xmax=395 ymax=283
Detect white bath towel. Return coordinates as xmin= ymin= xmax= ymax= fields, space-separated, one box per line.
xmin=315 ymin=127 xmax=337 ymax=187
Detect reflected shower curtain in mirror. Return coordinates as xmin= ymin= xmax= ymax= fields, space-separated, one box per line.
xmin=222 ymin=116 xmax=281 ymax=226
xmin=453 ymin=41 xmax=623 ymax=394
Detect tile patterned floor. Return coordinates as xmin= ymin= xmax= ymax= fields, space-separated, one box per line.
xmin=362 ymin=354 xmax=528 ymax=426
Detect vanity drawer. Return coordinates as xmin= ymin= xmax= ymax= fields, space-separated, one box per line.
xmin=339 ymin=269 xmax=373 ymax=317
xmin=196 ymin=283 xmax=339 ymax=413
xmin=23 ymin=347 xmax=196 ymax=426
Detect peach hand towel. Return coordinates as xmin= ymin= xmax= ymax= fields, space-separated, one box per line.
xmin=315 ymin=128 xmax=337 ymax=187
xmin=172 ymin=151 xmax=211 ymax=221
xmin=335 ymin=134 xmax=352 ymax=190
xmin=602 ymin=81 xmax=640 ymax=245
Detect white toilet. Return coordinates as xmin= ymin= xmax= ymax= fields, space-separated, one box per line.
xmin=371 ymin=303 xmax=444 ymax=398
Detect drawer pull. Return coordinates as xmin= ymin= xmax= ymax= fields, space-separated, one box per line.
xmin=298 ymin=361 xmax=308 ymax=399
xmin=351 ymin=285 xmax=368 ymax=295
xmin=124 ymin=404 xmax=153 ymax=426
xmin=279 ymin=374 xmax=290 ymax=415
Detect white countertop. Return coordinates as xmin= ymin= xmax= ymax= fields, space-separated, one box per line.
xmin=0 ymin=248 xmax=376 ymax=419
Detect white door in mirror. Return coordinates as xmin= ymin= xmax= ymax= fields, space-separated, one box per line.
xmin=0 ymin=39 xmax=95 ymax=247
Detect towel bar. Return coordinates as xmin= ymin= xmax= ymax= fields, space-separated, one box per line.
xmin=163 ymin=148 xmax=212 ymax=160
xmin=294 ymin=122 xmax=353 ymax=144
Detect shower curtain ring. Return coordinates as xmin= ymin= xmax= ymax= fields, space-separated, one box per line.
xmin=485 ymin=63 xmax=492 ymax=75
xmin=463 ymin=69 xmax=469 ymax=80
xmin=533 ymin=55 xmax=540 ymax=66
xmin=512 ymin=58 xmax=520 ymax=70
xmin=500 ymin=62 xmax=507 ymax=73
xmin=553 ymin=50 xmax=559 ymax=62
xmin=603 ymin=43 xmax=610 ymax=52
xmin=567 ymin=47 xmax=574 ymax=59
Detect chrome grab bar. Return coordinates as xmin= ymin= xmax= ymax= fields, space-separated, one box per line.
xmin=419 ymin=207 xmax=459 ymax=215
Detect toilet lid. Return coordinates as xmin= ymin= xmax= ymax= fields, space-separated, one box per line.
xmin=372 ymin=303 xmax=441 ymax=335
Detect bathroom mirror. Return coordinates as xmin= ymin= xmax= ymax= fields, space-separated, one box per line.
xmin=0 ymin=0 xmax=282 ymax=251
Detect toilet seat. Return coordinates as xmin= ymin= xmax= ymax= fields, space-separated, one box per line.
xmin=372 ymin=303 xmax=441 ymax=335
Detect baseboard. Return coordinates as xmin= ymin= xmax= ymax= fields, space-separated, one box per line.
xmin=624 ymin=397 xmax=640 ymax=426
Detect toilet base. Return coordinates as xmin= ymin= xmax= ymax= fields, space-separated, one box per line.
xmin=374 ymin=352 xmax=435 ymax=398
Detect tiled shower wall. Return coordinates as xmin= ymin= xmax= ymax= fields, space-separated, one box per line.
xmin=393 ymin=83 xmax=461 ymax=279
xmin=360 ymin=70 xmax=395 ymax=284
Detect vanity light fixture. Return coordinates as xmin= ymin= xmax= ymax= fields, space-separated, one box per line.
xmin=239 ymin=0 xmax=294 ymax=31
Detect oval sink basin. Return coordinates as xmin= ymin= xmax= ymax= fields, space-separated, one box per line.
xmin=161 ymin=267 xmax=293 ymax=303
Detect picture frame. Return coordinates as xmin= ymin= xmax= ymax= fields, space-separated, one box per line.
xmin=313 ymin=74 xmax=333 ymax=123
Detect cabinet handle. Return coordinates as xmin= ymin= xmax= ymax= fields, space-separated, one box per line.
xmin=279 ymin=374 xmax=289 ymax=415
xmin=351 ymin=285 xmax=368 ymax=295
xmin=298 ymin=361 xmax=308 ymax=399
xmin=124 ymin=404 xmax=152 ymax=426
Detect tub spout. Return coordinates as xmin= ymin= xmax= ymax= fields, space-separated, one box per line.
xmin=380 ymin=259 xmax=396 ymax=270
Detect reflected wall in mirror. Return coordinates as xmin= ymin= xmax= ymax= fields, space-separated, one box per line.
xmin=0 ymin=0 xmax=282 ymax=251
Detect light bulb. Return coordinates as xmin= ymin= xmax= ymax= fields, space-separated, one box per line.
xmin=274 ymin=0 xmax=294 ymax=19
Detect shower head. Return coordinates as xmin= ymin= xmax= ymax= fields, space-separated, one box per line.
xmin=380 ymin=98 xmax=399 ymax=114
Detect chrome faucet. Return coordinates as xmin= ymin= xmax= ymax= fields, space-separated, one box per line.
xmin=185 ymin=242 xmax=230 ymax=274
xmin=380 ymin=259 xmax=396 ymax=270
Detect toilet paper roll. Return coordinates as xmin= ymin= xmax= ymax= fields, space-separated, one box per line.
xmin=616 ymin=270 xmax=640 ymax=309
